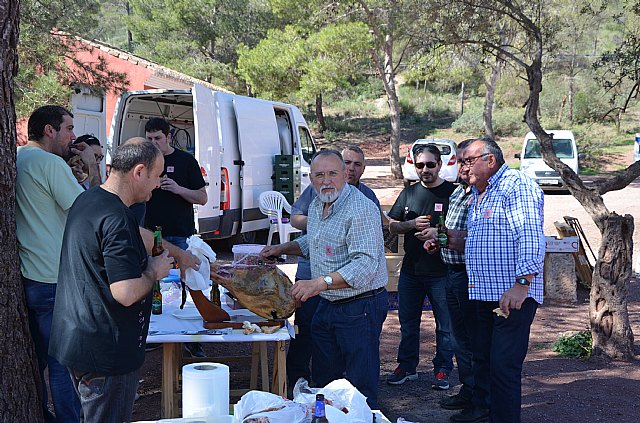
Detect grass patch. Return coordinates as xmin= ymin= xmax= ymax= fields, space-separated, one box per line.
xmin=552 ymin=330 xmax=592 ymax=359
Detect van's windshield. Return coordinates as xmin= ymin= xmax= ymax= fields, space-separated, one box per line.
xmin=524 ymin=139 xmax=574 ymax=159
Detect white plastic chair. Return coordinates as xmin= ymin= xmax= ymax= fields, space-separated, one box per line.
xmin=258 ymin=191 xmax=302 ymax=246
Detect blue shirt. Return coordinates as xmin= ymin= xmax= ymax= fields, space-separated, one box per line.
xmin=294 ymin=184 xmax=387 ymax=301
xmin=292 ymin=182 xmax=381 ymax=280
xmin=465 ymin=164 xmax=545 ymax=304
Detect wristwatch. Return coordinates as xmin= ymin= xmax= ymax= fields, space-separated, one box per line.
xmin=515 ymin=277 xmax=531 ymax=286
xmin=323 ymin=275 xmax=333 ymax=289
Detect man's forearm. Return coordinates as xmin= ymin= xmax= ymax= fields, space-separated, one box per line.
xmin=110 ymin=271 xmax=154 ymax=307
xmin=177 ymin=187 xmax=207 ymax=205
xmin=389 ymin=219 xmax=415 ymax=234
xmin=87 ymin=163 xmax=102 ymax=187
xmin=290 ymin=214 xmax=307 ymax=231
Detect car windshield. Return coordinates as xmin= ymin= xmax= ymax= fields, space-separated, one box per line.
xmin=415 ymin=143 xmax=452 ymax=156
xmin=523 ymin=139 xmax=574 ymax=159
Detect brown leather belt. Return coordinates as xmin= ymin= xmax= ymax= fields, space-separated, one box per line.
xmin=331 ymin=287 xmax=386 ymax=305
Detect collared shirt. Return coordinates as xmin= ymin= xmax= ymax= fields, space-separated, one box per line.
xmin=295 ymin=184 xmax=387 ymax=301
xmin=466 ymin=164 xmax=545 ymax=303
xmin=291 ymin=182 xmax=381 ymax=280
xmin=441 ymin=184 xmax=472 ymax=265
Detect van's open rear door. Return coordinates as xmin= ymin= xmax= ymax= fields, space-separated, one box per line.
xmin=193 ymin=84 xmax=220 ymax=234
xmin=233 ymin=97 xmax=280 ymax=232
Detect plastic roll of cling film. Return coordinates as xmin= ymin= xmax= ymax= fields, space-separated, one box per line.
xmin=182 ymin=363 xmax=229 ymax=420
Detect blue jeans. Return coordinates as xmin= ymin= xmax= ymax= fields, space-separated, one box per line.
xmin=311 ymin=289 xmax=388 ymax=409
xmin=23 ymin=276 xmax=81 ymax=423
xmin=446 ymin=266 xmax=474 ymax=399
xmin=163 ymin=235 xmax=188 ymax=251
xmin=287 ymin=289 xmax=320 ymax=386
xmin=70 ymin=368 xmax=139 ymax=423
xmin=470 ymin=298 xmax=538 ymax=423
xmin=396 ymin=271 xmax=454 ymax=374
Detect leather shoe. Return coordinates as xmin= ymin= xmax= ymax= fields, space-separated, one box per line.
xmin=439 ymin=393 xmax=472 ymax=410
xmin=450 ymin=407 xmax=489 ymax=423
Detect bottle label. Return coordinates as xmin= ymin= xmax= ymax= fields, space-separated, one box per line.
xmin=152 ymin=298 xmax=162 ymax=313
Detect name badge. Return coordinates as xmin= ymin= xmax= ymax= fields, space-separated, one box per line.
xmin=167 ymin=166 xmax=175 ymax=173
xmin=326 ymin=245 xmax=334 ymax=257
xmin=483 ymin=209 xmax=493 ymax=218
xmin=434 ymin=203 xmax=443 ymax=212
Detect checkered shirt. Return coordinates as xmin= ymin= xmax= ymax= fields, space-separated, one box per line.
xmin=465 ymin=164 xmax=545 ymax=304
xmin=295 ymin=184 xmax=388 ymax=301
xmin=441 ymin=184 xmax=471 ymax=265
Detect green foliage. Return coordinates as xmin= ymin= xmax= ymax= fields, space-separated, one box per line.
xmin=404 ymin=48 xmax=481 ymax=94
xmin=451 ymin=104 xmax=526 ymax=138
xmin=552 ymin=330 xmax=592 ymax=358
xmin=14 ymin=72 xmax=72 ymax=118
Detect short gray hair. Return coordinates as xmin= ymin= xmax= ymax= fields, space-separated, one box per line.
xmin=475 ymin=137 xmax=505 ymax=166
xmin=311 ymin=149 xmax=346 ymax=170
xmin=111 ymin=141 xmax=161 ymax=173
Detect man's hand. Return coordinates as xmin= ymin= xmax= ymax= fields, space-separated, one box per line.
xmin=414 ymin=215 xmax=432 ymax=231
xmin=499 ymin=284 xmax=530 ymax=317
xmin=291 ymin=278 xmax=325 ymax=302
xmin=415 ymin=227 xmax=437 ymax=242
xmin=148 ymin=250 xmax=174 ymax=281
xmin=260 ymin=245 xmax=285 ymax=259
xmin=71 ymin=142 xmax=98 ymax=167
xmin=174 ymin=250 xmax=201 ymax=280
xmin=159 ymin=176 xmax=182 ymax=194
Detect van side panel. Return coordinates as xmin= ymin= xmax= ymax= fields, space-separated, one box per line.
xmin=71 ymin=88 xmax=107 ymax=177
xmin=233 ymin=97 xmax=279 ymax=233
xmin=193 ymin=84 xmax=221 ymax=234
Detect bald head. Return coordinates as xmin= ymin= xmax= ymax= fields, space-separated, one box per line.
xmin=123 ymin=136 xmax=147 ymax=145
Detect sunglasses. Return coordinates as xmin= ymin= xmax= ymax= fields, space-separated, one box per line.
xmin=415 ymin=161 xmax=438 ymax=169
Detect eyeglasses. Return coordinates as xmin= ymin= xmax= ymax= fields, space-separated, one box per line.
xmin=414 ymin=161 xmax=438 ymax=170
xmin=457 ymin=153 xmax=490 ymax=168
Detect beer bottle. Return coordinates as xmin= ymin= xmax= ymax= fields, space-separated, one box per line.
xmin=311 ymin=394 xmax=329 ymax=423
xmin=210 ymin=283 xmax=221 ymax=307
xmin=437 ymin=215 xmax=448 ymax=248
xmin=152 ymin=226 xmax=164 ymax=315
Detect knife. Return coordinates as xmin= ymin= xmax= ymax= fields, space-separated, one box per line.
xmin=180 ymin=280 xmax=187 ymax=310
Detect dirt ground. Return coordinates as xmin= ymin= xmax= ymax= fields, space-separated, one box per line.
xmin=130 ymin=138 xmax=640 ymax=422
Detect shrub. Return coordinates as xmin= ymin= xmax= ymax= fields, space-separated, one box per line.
xmin=552 ymin=330 xmax=592 ymax=358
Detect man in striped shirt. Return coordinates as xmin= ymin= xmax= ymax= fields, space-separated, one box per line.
xmin=261 ymin=150 xmax=388 ymax=408
xmin=455 ymin=138 xmax=545 ymax=423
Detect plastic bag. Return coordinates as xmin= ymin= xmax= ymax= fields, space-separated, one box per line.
xmin=185 ymin=236 xmax=216 ymax=291
xmin=292 ymin=378 xmax=373 ymax=423
xmin=233 ymin=391 xmax=307 ymax=423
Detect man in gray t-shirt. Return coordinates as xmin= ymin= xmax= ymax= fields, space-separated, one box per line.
xmin=287 ymin=145 xmax=381 ymax=388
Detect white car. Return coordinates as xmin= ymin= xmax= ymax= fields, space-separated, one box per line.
xmin=402 ymin=138 xmax=459 ymax=186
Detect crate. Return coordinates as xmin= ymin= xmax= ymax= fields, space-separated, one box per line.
xmin=274 ymin=155 xmax=300 ymax=169
xmin=274 ymin=179 xmax=301 ymax=193
xmin=387 ymin=291 xmax=431 ymax=311
xmin=274 ymin=167 xmax=300 ymax=183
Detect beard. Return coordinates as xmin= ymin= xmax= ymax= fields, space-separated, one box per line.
xmin=419 ymin=171 xmax=437 ymax=184
xmin=315 ymin=184 xmax=342 ymax=203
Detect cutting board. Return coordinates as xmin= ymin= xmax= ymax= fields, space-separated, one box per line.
xmin=203 ymin=316 xmax=284 ymax=330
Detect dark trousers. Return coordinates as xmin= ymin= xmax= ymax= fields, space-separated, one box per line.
xmin=70 ymin=368 xmax=140 ymax=423
xmin=287 ymin=294 xmax=320 ymax=386
xmin=470 ymin=298 xmax=538 ymax=423
xmin=446 ymin=266 xmax=474 ymax=399
xmin=397 ymin=271 xmax=454 ymax=374
xmin=311 ymin=289 xmax=388 ymax=409
xmin=23 ymin=276 xmax=81 ymax=422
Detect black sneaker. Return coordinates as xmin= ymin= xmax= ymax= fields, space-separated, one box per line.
xmin=386 ymin=367 xmax=418 ymax=385
xmin=449 ymin=407 xmax=489 ymax=423
xmin=432 ymin=371 xmax=450 ymax=390
xmin=439 ymin=393 xmax=472 ymax=410
xmin=184 ymin=342 xmax=205 ymax=358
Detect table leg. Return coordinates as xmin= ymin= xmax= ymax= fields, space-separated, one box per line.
xmin=271 ymin=341 xmax=287 ymax=397
xmin=259 ymin=342 xmax=269 ymax=392
xmin=161 ymin=342 xmax=182 ymax=418
xmin=250 ymin=343 xmax=259 ymax=390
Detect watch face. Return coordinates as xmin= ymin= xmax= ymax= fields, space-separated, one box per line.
xmin=324 ymin=276 xmax=333 ymax=285
xmin=516 ymin=278 xmax=530 ymax=286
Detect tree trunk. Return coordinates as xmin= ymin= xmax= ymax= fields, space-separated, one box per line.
xmin=590 ymin=214 xmax=635 ymax=360
xmin=0 ymin=0 xmax=46 ymax=420
xmin=315 ymin=93 xmax=326 ymax=133
xmin=381 ymin=35 xmax=402 ymax=179
xmin=483 ymin=59 xmax=504 ymax=140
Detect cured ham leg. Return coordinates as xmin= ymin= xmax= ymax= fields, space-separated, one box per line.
xmin=211 ymin=264 xmax=296 ymax=320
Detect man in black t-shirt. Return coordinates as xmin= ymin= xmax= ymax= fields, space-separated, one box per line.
xmin=144 ymin=118 xmax=208 ymax=357
xmin=385 ymin=144 xmax=456 ymax=391
xmin=50 ymin=141 xmax=175 ymax=423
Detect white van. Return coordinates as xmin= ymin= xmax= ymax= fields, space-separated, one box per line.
xmin=515 ymin=130 xmax=579 ymax=190
xmin=107 ymin=84 xmax=317 ymax=241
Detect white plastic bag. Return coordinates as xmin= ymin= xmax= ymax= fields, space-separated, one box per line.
xmin=184 ymin=236 xmax=216 ymax=291
xmin=233 ymin=391 xmax=307 ymax=423
xmin=292 ymin=378 xmax=373 ymax=423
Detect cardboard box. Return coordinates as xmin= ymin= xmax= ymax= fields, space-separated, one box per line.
xmin=545 ymin=236 xmax=579 ymax=253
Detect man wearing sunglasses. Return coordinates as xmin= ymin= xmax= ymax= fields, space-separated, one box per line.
xmin=385 ymin=144 xmax=456 ymax=390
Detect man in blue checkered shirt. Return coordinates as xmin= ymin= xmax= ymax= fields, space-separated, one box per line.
xmin=449 ymin=138 xmax=545 ymax=423
xmin=261 ymin=150 xmax=388 ymax=408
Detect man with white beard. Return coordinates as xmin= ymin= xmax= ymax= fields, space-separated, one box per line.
xmin=261 ymin=149 xmax=388 ymax=409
